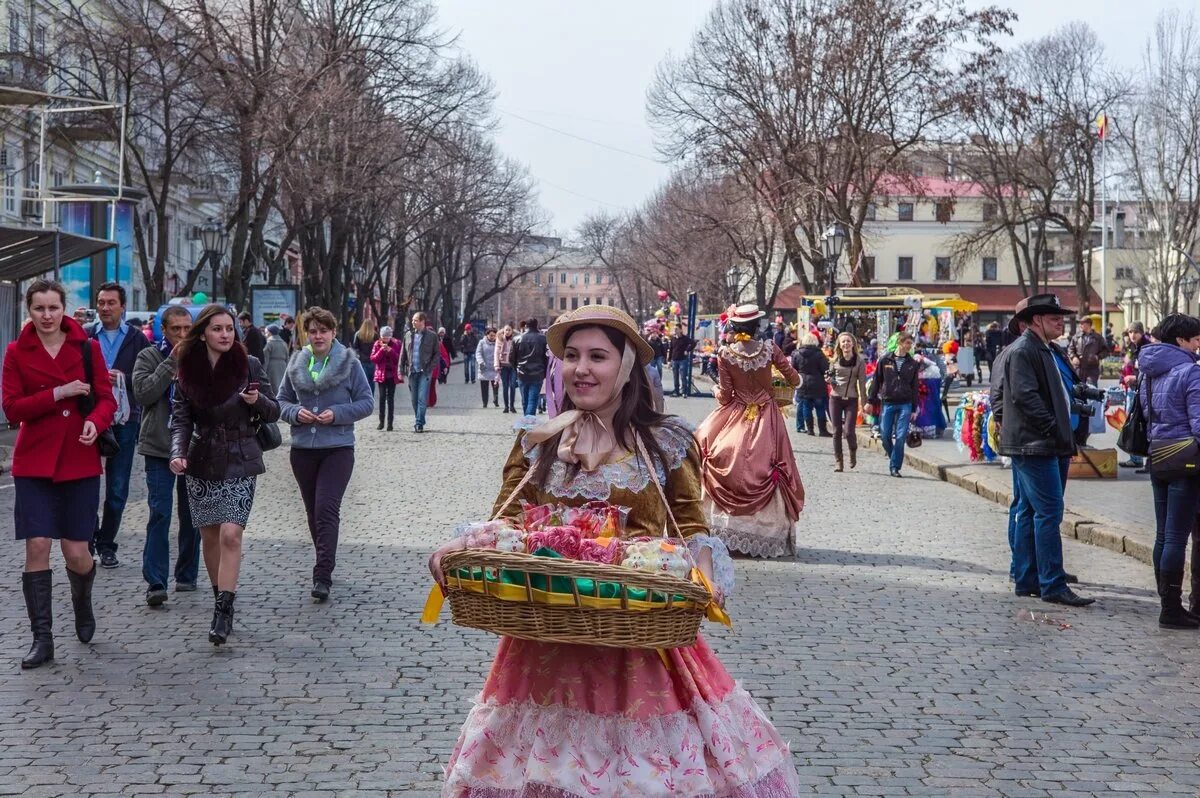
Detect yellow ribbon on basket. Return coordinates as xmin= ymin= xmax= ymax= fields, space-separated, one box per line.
xmin=421 ymin=585 xmax=445 ymax=624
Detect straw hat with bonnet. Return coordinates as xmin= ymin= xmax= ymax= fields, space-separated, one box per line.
xmin=546 ymin=304 xmax=654 ymax=365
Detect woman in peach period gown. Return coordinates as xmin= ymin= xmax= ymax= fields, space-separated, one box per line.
xmin=696 ymin=310 xmax=804 ymax=558
xmin=431 ymin=305 xmax=800 ymax=797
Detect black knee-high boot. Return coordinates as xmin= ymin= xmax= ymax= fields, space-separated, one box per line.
xmin=66 ymin=564 xmax=96 ymax=643
xmin=21 ymin=570 xmax=54 ymax=669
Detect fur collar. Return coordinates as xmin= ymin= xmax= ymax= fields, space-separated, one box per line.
xmin=178 ymin=342 xmax=250 ymax=408
xmin=286 ymin=340 xmax=358 ymax=393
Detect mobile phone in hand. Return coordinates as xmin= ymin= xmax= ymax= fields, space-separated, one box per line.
xmin=246 ymin=382 xmax=260 ymax=392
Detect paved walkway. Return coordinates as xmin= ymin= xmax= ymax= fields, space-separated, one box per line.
xmin=0 ymin=380 xmax=1196 ymax=796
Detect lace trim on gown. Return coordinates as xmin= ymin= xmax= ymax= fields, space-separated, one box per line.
xmin=444 ymin=686 xmax=800 ymax=798
xmin=703 ymin=493 xmax=796 ymax=558
xmin=518 ymin=421 xmax=694 ymax=502
xmin=685 ymin=534 xmax=736 ymax=598
xmin=719 ymin=341 xmax=773 ymax=373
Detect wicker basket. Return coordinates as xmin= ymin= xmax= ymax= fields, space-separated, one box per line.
xmin=773 ymin=385 xmax=794 ymax=407
xmin=440 ymin=549 xmax=712 ymax=649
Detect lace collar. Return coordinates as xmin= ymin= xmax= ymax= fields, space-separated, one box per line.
xmin=720 ymin=340 xmax=773 ymax=372
xmin=516 ymin=418 xmax=694 ymax=501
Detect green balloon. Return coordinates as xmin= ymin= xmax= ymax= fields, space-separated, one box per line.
xmin=192 ymin=292 xmax=208 ymax=304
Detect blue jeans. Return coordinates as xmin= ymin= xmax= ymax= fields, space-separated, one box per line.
xmin=650 ymin=357 xmax=664 ymax=380
xmin=520 ymin=378 xmax=542 ymax=416
xmin=1011 ymin=454 xmax=1071 ymax=597
xmin=1151 ymin=476 xmax=1200 ymax=574
xmin=464 ymin=357 xmax=476 ymax=383
xmin=142 ymin=456 xmax=199 ymax=588
xmin=500 ymin=366 xmax=518 ymax=410
xmin=797 ymin=395 xmax=828 ymax=432
xmin=93 ymin=420 xmax=140 ymax=556
xmin=879 ymin=403 xmax=913 ymax=473
xmin=671 ymin=359 xmax=689 ymax=395
xmin=408 ymin=371 xmax=431 ymax=428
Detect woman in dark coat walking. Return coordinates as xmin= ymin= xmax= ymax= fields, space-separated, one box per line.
xmin=2 ymin=279 xmax=116 ymax=668
xmin=791 ymin=333 xmax=831 ymax=436
xmin=170 ymin=305 xmax=280 ymax=645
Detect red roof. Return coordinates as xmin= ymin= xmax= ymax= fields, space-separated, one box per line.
xmin=770 ymin=282 xmax=1119 ymax=313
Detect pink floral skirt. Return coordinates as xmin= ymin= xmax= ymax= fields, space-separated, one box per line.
xmin=443 ymin=635 xmax=799 ymax=797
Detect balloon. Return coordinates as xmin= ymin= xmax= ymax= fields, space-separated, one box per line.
xmin=657 ymin=290 xmax=669 ymax=301
xmin=191 ymin=292 xmax=208 ymax=305
xmin=655 ymin=309 xmax=666 ymax=318
xmin=669 ymin=301 xmax=681 ymax=315
xmin=719 ymin=313 xmax=728 ymax=324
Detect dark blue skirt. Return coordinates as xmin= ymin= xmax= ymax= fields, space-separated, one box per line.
xmin=14 ymin=476 xmax=101 ymax=541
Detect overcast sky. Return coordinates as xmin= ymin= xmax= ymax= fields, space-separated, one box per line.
xmin=434 ymin=0 xmax=1185 ymax=239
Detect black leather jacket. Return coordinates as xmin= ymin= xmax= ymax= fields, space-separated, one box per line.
xmin=867 ymin=351 xmax=921 ymax=406
xmin=170 ymin=356 xmax=281 ymax=481
xmin=995 ymin=330 xmax=1075 ymax=458
xmin=510 ymin=331 xmax=548 ymax=381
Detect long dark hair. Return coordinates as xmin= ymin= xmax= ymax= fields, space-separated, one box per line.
xmin=531 ymin=324 xmax=691 ymax=484
xmin=175 ymin=304 xmax=248 ymax=402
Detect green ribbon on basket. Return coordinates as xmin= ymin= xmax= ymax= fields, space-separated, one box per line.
xmin=453 ymin=547 xmax=688 ymax=603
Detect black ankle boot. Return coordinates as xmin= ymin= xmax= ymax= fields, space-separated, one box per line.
xmin=21 ymin=570 xmax=54 ymax=669
xmin=1159 ymin=573 xmax=1199 ymax=630
xmin=377 ymin=419 xmax=384 ymax=430
xmin=209 ymin=591 xmax=236 ymax=645
xmin=66 ymin=564 xmax=96 ymax=643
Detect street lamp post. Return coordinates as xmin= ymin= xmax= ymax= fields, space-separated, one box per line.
xmin=725 ymin=266 xmax=741 ymax=304
xmin=198 ymin=219 xmax=229 ymax=302
xmin=821 ymin=222 xmax=847 ymax=325
xmin=1182 ymin=274 xmax=1199 ymax=315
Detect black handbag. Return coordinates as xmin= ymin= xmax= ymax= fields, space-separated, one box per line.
xmin=254 ymin=415 xmax=282 ymax=452
xmin=1146 ymin=375 xmax=1200 ymax=479
xmin=906 ymin=428 xmax=923 ymax=448
xmin=1116 ymin=373 xmax=1149 ymax=457
xmin=77 ymin=342 xmax=121 ymax=458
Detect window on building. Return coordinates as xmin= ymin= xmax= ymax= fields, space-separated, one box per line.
xmin=608 ymin=297 xmax=615 ymax=306
xmin=519 ymin=273 xmax=526 ymax=284
xmin=547 ymin=297 xmax=553 ymax=309
xmin=35 ymin=24 xmax=45 ymax=56
xmin=8 ymin=11 xmax=20 ymax=53
xmin=898 ymin=202 xmax=914 ymax=222
xmin=572 ymin=273 xmax=579 ymax=285
xmin=935 ymin=257 xmax=951 ymax=281
xmin=862 ymin=256 xmax=876 ymax=281
xmin=898 ymin=256 xmax=913 ymax=280
xmin=2 ymin=149 xmax=14 ymax=215
xmin=568 ymin=296 xmax=577 ymax=310
xmin=982 ymin=202 xmax=997 ymax=223
xmin=559 ymin=297 xmax=567 ymax=310
xmin=559 ymin=272 xmax=566 ymax=284
xmin=935 ymin=201 xmax=952 ymax=223
xmin=584 ymin=273 xmax=590 ymax=285
xmin=596 ymin=274 xmax=603 ymax=285
xmin=982 ymin=257 xmax=998 ymax=281
xmin=534 ymin=272 xmax=541 ymax=286
xmin=1115 ymin=266 xmax=1135 ymax=281
xmin=865 ymin=203 xmax=876 ymax=222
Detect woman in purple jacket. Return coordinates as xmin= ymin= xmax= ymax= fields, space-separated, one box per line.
xmin=1138 ymin=314 xmax=1200 ymax=629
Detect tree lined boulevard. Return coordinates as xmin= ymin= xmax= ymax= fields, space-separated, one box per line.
xmin=0 ymin=383 xmax=1195 ymax=796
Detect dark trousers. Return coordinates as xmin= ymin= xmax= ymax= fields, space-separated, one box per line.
xmin=500 ymin=366 xmax=517 ymax=411
xmin=378 ymin=381 xmax=396 ymax=428
xmin=480 ymin=379 xmax=498 ymax=406
xmin=289 ymin=446 xmax=355 ymax=584
xmin=142 ymin=455 xmax=199 ymax=588
xmin=94 ymin=420 xmax=140 ymax=556
xmin=829 ymin=396 xmax=858 ymax=459
xmin=798 ymin=395 xmax=828 ymax=432
xmin=1152 ymin=476 xmax=1200 ymax=574
xmin=671 ymin=358 xmax=689 ymax=395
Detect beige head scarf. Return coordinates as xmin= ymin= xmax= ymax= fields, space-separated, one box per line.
xmin=524 ymin=340 xmax=638 ymax=471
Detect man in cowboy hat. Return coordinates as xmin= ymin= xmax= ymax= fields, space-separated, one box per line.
xmin=995 ymin=294 xmax=1094 ymax=607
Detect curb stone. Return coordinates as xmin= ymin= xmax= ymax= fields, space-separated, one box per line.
xmin=856 ymin=430 xmax=1152 ymax=566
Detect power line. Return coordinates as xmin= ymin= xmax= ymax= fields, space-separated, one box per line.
xmin=499 ymin=109 xmax=662 ymax=163
xmin=534 ymin=177 xmax=629 ymax=210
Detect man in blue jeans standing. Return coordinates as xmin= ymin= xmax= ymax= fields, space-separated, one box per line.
xmin=90 ymin=282 xmax=151 ymax=568
xmin=866 ymin=331 xmax=922 ymax=477
xmin=995 ymin=293 xmax=1094 ymax=607
xmin=510 ymin=316 xmax=548 ymax=417
xmin=131 ymin=306 xmax=199 ymax=604
xmin=402 ymin=311 xmax=439 ymax=433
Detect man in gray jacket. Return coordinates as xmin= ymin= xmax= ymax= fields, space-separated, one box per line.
xmin=402 ymin=311 xmax=439 ymax=432
xmin=131 ymin=306 xmax=199 ymax=605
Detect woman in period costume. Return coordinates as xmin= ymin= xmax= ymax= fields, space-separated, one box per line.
xmin=696 ymin=304 xmax=804 ymax=558
xmin=430 ymin=305 xmax=799 ymax=797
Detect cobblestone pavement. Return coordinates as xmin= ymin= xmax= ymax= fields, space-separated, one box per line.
xmin=0 ymin=379 xmax=1198 ymax=797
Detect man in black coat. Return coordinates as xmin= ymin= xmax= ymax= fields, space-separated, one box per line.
xmin=510 ymin=317 xmax=548 ymax=417
xmin=238 ymin=312 xmax=266 ymax=361
xmin=460 ymin=324 xmax=480 ymax=384
xmin=995 ymin=294 xmax=1094 ymax=607
xmin=90 ymin=282 xmax=152 ymax=568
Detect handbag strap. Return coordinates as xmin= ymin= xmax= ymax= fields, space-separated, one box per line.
xmin=490 ymin=430 xmax=683 ymax=539
xmin=78 ymin=340 xmax=97 ymax=414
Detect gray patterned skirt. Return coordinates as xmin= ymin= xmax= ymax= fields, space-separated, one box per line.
xmin=185 ymin=476 xmax=257 ymax=528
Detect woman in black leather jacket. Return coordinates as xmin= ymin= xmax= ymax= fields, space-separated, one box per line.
xmin=791 ymin=334 xmax=831 ymax=436
xmin=170 ymin=305 xmax=280 ymax=645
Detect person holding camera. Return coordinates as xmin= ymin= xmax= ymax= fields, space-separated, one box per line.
xmin=1135 ymin=314 xmax=1200 ymax=628
xmin=995 ymin=294 xmax=1094 ymax=607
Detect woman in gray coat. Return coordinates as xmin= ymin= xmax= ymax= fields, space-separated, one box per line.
xmin=276 ymin=307 xmax=374 ymax=603
xmin=475 ymin=327 xmax=500 ymax=408
xmin=263 ymin=324 xmax=289 ymax=395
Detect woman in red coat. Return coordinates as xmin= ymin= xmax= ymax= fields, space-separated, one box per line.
xmin=1 ymin=279 xmax=116 ymax=669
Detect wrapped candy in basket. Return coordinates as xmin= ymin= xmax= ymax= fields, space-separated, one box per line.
xmin=422 ymin=501 xmax=728 ymax=650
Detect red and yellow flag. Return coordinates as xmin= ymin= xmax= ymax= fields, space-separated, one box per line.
xmin=1096 ymin=113 xmax=1109 ymax=140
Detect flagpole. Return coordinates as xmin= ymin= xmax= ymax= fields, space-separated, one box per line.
xmin=1099 ymin=114 xmax=1108 ymax=339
